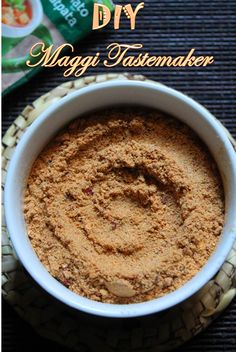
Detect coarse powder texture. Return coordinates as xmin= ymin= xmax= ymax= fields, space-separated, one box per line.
xmin=24 ymin=109 xmax=224 ymax=303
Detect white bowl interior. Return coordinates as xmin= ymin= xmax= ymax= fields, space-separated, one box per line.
xmin=4 ymin=81 xmax=236 ymax=318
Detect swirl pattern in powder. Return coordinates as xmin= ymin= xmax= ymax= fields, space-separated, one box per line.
xmin=24 ymin=109 xmax=224 ymax=303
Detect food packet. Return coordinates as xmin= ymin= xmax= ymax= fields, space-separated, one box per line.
xmin=2 ymin=0 xmax=114 ymax=95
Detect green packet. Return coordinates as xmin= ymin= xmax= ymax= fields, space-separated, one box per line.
xmin=2 ymin=0 xmax=114 ymax=96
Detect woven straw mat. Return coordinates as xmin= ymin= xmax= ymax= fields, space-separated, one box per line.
xmin=2 ymin=73 xmax=236 ymax=352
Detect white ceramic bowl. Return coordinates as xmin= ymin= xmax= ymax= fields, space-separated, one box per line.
xmin=2 ymin=0 xmax=43 ymax=38
xmin=4 ymin=80 xmax=236 ymax=318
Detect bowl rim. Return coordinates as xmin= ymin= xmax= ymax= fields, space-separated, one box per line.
xmin=2 ymin=0 xmax=43 ymax=38
xmin=4 ymin=80 xmax=236 ymax=318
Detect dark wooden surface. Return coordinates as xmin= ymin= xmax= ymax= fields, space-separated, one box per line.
xmin=2 ymin=0 xmax=236 ymax=351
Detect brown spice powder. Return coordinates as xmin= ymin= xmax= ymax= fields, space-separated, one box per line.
xmin=24 ymin=109 xmax=224 ymax=303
